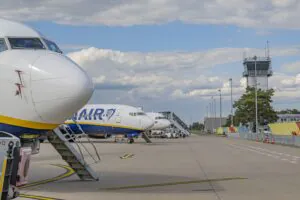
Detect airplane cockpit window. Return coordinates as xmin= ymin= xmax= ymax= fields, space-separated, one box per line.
xmin=155 ymin=116 xmax=166 ymax=120
xmin=129 ymin=112 xmax=146 ymax=116
xmin=129 ymin=112 xmax=136 ymax=116
xmin=0 ymin=39 xmax=7 ymax=52
xmin=8 ymin=38 xmax=46 ymax=50
xmin=43 ymin=38 xmax=63 ymax=54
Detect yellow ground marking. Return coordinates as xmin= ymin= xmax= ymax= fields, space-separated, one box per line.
xmin=19 ymin=193 xmax=64 ymax=200
xmin=19 ymin=164 xmax=75 ymax=189
xmin=120 ymin=153 xmax=135 ymax=159
xmin=105 ymin=177 xmax=247 ymax=191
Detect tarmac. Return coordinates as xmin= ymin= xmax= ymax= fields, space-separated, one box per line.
xmin=17 ymin=134 xmax=300 ymax=200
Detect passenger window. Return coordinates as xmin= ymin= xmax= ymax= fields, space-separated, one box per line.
xmin=0 ymin=39 xmax=7 ymax=52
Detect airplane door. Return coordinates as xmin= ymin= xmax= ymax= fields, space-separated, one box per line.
xmin=116 ymin=117 xmax=121 ymax=123
xmin=115 ymin=110 xmax=121 ymax=123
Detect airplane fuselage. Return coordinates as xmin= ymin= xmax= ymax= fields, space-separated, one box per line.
xmin=65 ymin=104 xmax=154 ymax=137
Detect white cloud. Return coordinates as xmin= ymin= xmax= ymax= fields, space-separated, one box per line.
xmin=2 ymin=0 xmax=300 ymax=29
xmin=67 ymin=46 xmax=300 ymax=103
xmin=60 ymin=44 xmax=91 ymax=52
xmin=65 ymin=45 xmax=300 ymax=121
xmin=68 ymin=46 xmax=300 ymax=71
xmin=282 ymin=61 xmax=300 ymax=72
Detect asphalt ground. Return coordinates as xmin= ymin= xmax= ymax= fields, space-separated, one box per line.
xmin=17 ymin=135 xmax=300 ymax=200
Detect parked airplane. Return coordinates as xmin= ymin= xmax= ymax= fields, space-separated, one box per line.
xmin=65 ymin=104 xmax=154 ymax=142
xmin=0 ymin=18 xmax=94 ymax=148
xmin=146 ymin=112 xmax=171 ymax=130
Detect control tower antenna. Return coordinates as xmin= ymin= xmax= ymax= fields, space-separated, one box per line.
xmin=243 ymin=51 xmax=246 ymax=60
xmin=266 ymin=40 xmax=270 ymax=58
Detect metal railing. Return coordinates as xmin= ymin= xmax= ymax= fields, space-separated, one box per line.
xmin=234 ymin=128 xmax=300 ymax=147
xmin=60 ymin=123 xmax=101 ymax=164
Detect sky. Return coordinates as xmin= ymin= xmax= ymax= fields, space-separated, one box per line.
xmin=2 ymin=0 xmax=300 ymax=124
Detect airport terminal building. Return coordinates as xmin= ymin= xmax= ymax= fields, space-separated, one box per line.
xmin=277 ymin=114 xmax=300 ymax=123
xmin=204 ymin=117 xmax=227 ymax=133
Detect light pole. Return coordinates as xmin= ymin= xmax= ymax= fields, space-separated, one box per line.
xmin=229 ymin=78 xmax=233 ymax=126
xmin=205 ymin=105 xmax=209 ymax=131
xmin=211 ymin=96 xmax=214 ymax=133
xmin=209 ymin=102 xmax=212 ymax=132
xmin=254 ymin=55 xmax=258 ymax=134
xmin=218 ymin=89 xmax=222 ymax=128
xmin=213 ymin=98 xmax=217 ymax=123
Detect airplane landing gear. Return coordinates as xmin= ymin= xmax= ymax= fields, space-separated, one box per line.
xmin=129 ymin=138 xmax=135 ymax=144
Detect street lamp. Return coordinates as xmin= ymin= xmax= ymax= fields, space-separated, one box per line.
xmin=205 ymin=105 xmax=209 ymax=132
xmin=218 ymin=89 xmax=222 ymax=128
xmin=254 ymin=55 xmax=258 ymax=134
xmin=209 ymin=102 xmax=212 ymax=132
xmin=213 ymin=98 xmax=217 ymax=123
xmin=229 ymin=78 xmax=233 ymax=126
xmin=211 ymin=96 xmax=215 ymax=133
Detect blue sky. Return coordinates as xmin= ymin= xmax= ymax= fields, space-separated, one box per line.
xmin=5 ymin=0 xmax=300 ymax=124
xmin=27 ymin=21 xmax=299 ymax=52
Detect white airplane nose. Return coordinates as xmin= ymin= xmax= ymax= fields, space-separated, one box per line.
xmin=143 ymin=117 xmax=155 ymax=130
xmin=165 ymin=120 xmax=171 ymax=128
xmin=30 ymin=53 xmax=94 ymax=124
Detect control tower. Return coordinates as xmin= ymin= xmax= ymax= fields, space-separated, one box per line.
xmin=243 ymin=55 xmax=272 ymax=90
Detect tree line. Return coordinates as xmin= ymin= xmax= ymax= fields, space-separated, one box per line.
xmin=192 ymin=86 xmax=299 ymax=130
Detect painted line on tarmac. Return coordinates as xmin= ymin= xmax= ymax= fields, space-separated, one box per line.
xmin=19 ymin=164 xmax=75 ymax=189
xmin=104 ymin=177 xmax=247 ymax=190
xmin=19 ymin=193 xmax=64 ymax=200
xmin=120 ymin=153 xmax=135 ymax=159
xmin=242 ymin=145 xmax=296 ymax=158
xmin=229 ymin=144 xmax=298 ymax=164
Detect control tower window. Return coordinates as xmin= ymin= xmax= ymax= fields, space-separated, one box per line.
xmin=43 ymin=38 xmax=63 ymax=54
xmin=0 ymin=39 xmax=7 ymax=52
xmin=8 ymin=38 xmax=46 ymax=50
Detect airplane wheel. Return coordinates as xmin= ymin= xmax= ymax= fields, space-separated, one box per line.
xmin=129 ymin=138 xmax=134 ymax=144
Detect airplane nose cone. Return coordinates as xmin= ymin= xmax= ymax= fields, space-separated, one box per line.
xmin=143 ymin=117 xmax=155 ymax=130
xmin=165 ymin=120 xmax=171 ymax=128
xmin=30 ymin=53 xmax=94 ymax=124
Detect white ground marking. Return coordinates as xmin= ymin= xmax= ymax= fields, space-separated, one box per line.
xmin=229 ymin=143 xmax=299 ymax=164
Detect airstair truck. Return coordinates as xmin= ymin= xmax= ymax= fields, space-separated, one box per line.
xmin=0 ymin=132 xmax=20 ymax=199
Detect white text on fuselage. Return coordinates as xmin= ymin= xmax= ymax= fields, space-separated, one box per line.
xmin=71 ymin=108 xmax=116 ymax=121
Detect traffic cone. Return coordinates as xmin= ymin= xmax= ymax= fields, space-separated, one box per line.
xmin=271 ymin=137 xmax=275 ymax=144
xmin=266 ymin=135 xmax=269 ymax=143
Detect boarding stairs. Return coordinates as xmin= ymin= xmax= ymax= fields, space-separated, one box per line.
xmin=141 ymin=132 xmax=152 ymax=143
xmin=161 ymin=112 xmax=191 ymax=136
xmin=171 ymin=119 xmax=190 ymax=136
xmin=48 ymin=123 xmax=100 ymax=181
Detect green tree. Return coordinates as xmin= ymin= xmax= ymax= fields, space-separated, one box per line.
xmin=277 ymin=109 xmax=300 ymax=114
xmin=224 ymin=114 xmax=238 ymax=127
xmin=233 ymin=87 xmax=278 ymax=126
xmin=190 ymin=122 xmax=204 ymax=130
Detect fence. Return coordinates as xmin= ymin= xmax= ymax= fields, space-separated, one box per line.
xmin=231 ymin=127 xmax=300 ymax=147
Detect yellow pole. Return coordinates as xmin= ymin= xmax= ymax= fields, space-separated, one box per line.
xmin=0 ymin=157 xmax=8 ymax=193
